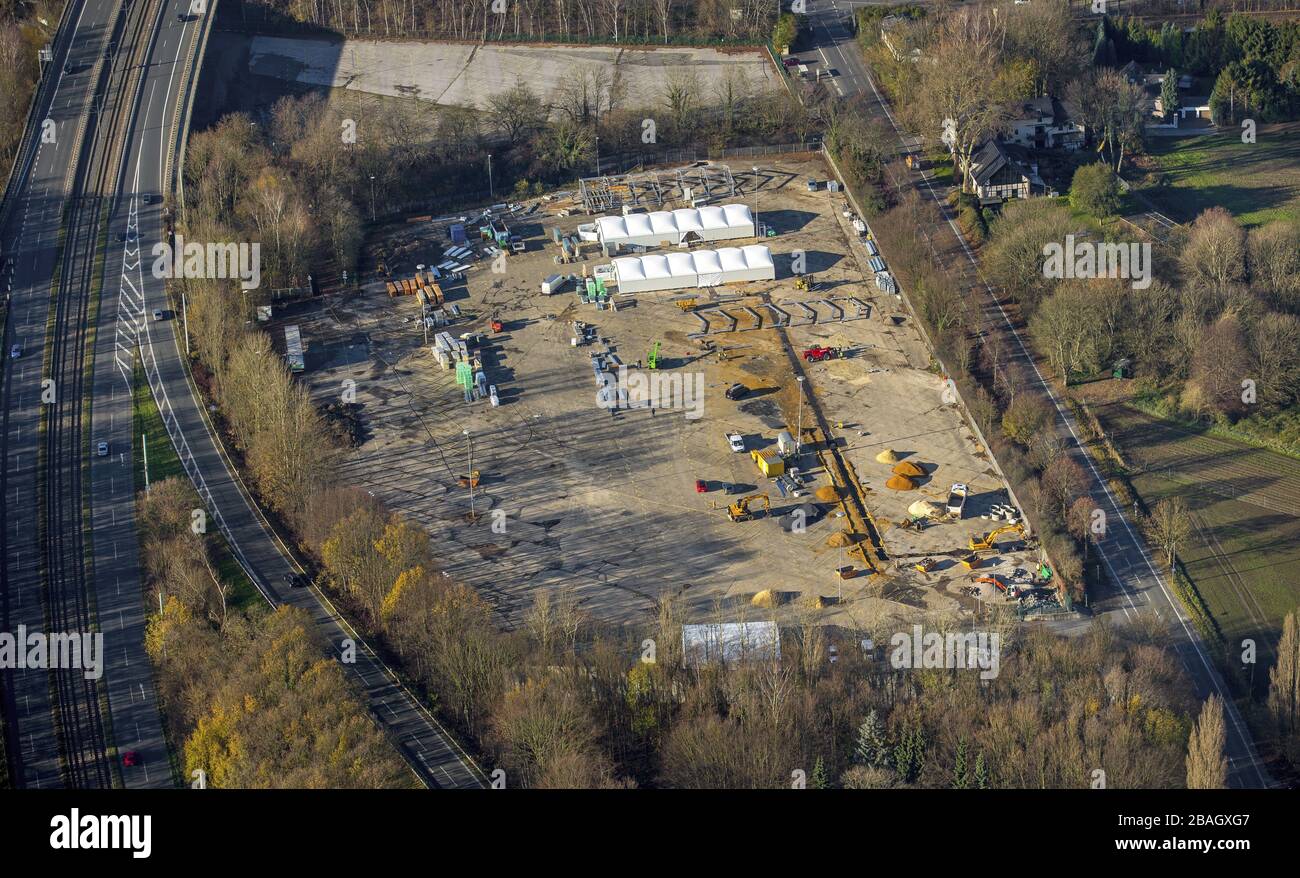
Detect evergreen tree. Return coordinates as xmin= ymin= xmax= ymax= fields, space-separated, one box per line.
xmin=953 ymin=738 xmax=970 ymax=789
xmin=854 ymin=710 xmax=891 ymax=768
xmin=974 ymin=751 xmax=989 ymax=790
xmin=1160 ymin=69 xmax=1181 ymax=120
xmin=811 ymin=756 xmax=829 ymax=790
xmin=1186 ymin=695 xmax=1228 ymax=789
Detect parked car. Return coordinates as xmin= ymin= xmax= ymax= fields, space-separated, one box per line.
xmin=727 ymin=433 xmax=745 ymax=453
xmin=694 ymin=479 xmax=708 ymax=494
xmin=782 ymin=57 xmax=801 ymax=68
xmin=725 ymin=383 xmax=748 ymax=400
xmin=96 ymin=440 xmax=109 ymax=457
xmin=9 ymin=344 xmax=21 ymax=359
xmin=121 ymin=750 xmax=140 ymax=767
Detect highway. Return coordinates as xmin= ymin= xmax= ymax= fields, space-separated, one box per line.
xmin=110 ymin=1 xmax=487 ymax=789
xmin=801 ymin=1 xmax=1272 ymax=787
xmin=3 ymin=0 xmax=485 ymax=789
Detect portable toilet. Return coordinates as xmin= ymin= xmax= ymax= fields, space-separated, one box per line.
xmin=449 ymin=224 xmax=466 ymax=244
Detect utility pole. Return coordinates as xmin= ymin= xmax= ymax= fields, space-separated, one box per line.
xmin=142 ymin=431 xmax=150 ymax=494
xmin=369 ymin=175 xmax=376 ymax=221
xmin=487 ymin=154 xmax=494 ymax=199
xmin=181 ymin=287 xmax=190 ymax=356
xmin=594 ymin=134 xmax=600 ymax=176
xmin=752 ymin=166 xmax=760 ymax=234
xmin=464 ymin=429 xmax=475 ymax=521
xmin=795 ymin=375 xmax=805 ymax=455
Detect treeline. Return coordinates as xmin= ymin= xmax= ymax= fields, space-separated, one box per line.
xmin=982 ymin=195 xmax=1300 ymax=451
xmin=0 ymin=1 xmax=59 ymax=176
xmin=239 ymin=0 xmax=776 ymax=44
xmin=139 ymin=477 xmax=412 ymax=787
xmin=311 ymin=491 xmax=1199 ymax=788
xmin=1099 ymin=11 xmax=1300 ymax=123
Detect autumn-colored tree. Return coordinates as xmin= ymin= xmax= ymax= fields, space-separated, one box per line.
xmin=1185 ymin=695 xmax=1228 ymax=789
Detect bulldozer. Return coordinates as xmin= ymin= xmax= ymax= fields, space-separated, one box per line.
xmin=794 ymin=274 xmax=814 ymax=292
xmin=968 ymin=522 xmax=1028 ymax=553
xmin=717 ymin=493 xmax=771 ymax=522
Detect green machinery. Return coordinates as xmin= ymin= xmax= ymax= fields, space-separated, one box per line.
xmin=647 ymin=341 xmax=660 ymax=370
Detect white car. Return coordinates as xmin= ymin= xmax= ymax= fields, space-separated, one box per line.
xmin=727 ymin=433 xmax=745 ymax=453
xmin=152 ymin=309 xmax=164 ymax=321
xmin=96 ymin=440 xmax=109 ymax=457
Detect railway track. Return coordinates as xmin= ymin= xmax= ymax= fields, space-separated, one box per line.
xmin=26 ymin=0 xmax=164 ymax=788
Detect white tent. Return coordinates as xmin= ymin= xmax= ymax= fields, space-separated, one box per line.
xmin=597 ymin=204 xmax=755 ymax=249
xmin=612 ymin=245 xmax=775 ymax=294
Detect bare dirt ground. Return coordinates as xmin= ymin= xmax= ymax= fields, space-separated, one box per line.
xmin=289 ymin=155 xmax=1035 ymax=629
xmin=245 ymin=36 xmax=778 ymax=110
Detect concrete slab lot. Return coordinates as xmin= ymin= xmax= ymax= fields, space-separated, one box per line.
xmin=292 ymin=156 xmax=1035 ymax=628
xmin=248 ymin=36 xmax=778 ymax=109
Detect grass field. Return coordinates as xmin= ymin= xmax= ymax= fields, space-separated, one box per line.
xmin=1140 ymin=121 xmax=1300 ymax=227
xmin=1092 ymin=401 xmax=1300 ymax=663
xmin=132 ymin=363 xmax=262 ymax=616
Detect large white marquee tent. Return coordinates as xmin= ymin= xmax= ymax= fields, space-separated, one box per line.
xmin=596 ymin=204 xmax=755 ymax=249
xmin=612 ymin=245 xmax=775 ymax=294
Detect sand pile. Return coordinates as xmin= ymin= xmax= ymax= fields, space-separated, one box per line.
xmin=875 ymin=449 xmax=899 ymax=464
xmin=826 ymin=531 xmax=854 ymax=548
xmin=886 ymin=474 xmax=916 ymax=491
xmin=891 ymin=460 xmax=926 ymax=478
xmin=752 ymin=589 xmax=778 ymax=608
xmin=908 ymin=499 xmax=943 ymax=518
xmin=815 ymin=485 xmax=840 ymax=502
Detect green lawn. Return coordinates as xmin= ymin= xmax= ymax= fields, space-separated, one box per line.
xmin=1140 ymin=121 xmax=1300 ymax=227
xmin=1092 ymin=401 xmax=1300 ymax=662
xmin=131 ymin=361 xmax=262 ymax=616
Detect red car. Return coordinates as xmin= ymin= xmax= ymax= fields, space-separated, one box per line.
xmin=121 ymin=750 xmax=140 ymax=767
xmin=695 ymin=479 xmax=708 ymax=493
xmin=782 ymin=57 xmax=801 ymax=68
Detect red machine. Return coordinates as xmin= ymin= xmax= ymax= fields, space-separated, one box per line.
xmin=802 ymin=346 xmax=839 ymax=362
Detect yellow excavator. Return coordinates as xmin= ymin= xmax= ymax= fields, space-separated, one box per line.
xmin=969 ymin=522 xmax=1027 ymax=552
xmin=717 ymin=493 xmax=771 ymax=522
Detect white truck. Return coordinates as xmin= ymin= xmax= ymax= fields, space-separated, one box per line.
xmin=946 ymin=483 xmax=969 ymax=518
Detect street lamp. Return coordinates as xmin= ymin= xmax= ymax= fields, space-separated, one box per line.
xmin=752 ymin=166 xmax=760 ymax=234
xmin=464 ymin=429 xmax=475 ymax=521
xmin=369 ymin=175 xmax=376 ymax=221
xmin=795 ymin=375 xmax=805 ymax=455
xmin=594 ymin=134 xmax=600 ymax=176
xmin=487 ymin=154 xmax=494 ymax=199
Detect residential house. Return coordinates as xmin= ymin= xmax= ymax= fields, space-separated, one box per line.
xmin=1005 ymin=96 xmax=1086 ymax=151
xmin=962 ymin=139 xmax=1047 ymax=203
xmin=1120 ymin=62 xmax=1214 ymax=130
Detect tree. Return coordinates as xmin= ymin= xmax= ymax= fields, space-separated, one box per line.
xmin=1148 ymin=498 xmax=1191 ymax=568
xmin=1185 ymin=695 xmax=1228 ymax=789
xmin=1067 ymin=69 xmax=1145 ymax=172
xmin=1267 ymin=610 xmax=1300 ymax=765
xmin=1185 ymin=311 xmax=1252 ymax=420
xmin=1002 ymin=393 xmax=1052 ymax=447
xmin=773 ymin=12 xmax=798 ymax=54
xmin=1160 ymin=69 xmax=1181 ymax=120
xmin=486 ymin=82 xmax=546 ymax=146
xmin=1041 ymin=456 xmax=1089 ymax=519
xmin=1069 ymin=162 xmax=1122 ymax=218
xmin=1181 ymin=208 xmax=1247 ymax=298
xmin=854 ymin=710 xmax=890 ymax=768
xmin=953 ymin=738 xmax=969 ymax=789
xmin=1246 ymin=220 xmax=1300 ymax=313
xmin=913 ymin=7 xmax=1032 ymax=194
xmin=810 ymin=756 xmax=829 ymax=790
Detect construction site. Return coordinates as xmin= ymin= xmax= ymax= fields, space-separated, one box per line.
xmin=294 ymin=155 xmax=1050 ymax=630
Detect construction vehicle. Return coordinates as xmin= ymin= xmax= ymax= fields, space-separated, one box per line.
xmin=914 ymin=557 xmax=937 ymax=573
xmin=976 ymin=575 xmax=1021 ymax=600
xmin=802 ymin=345 xmax=839 ymax=362
xmin=489 ymin=316 xmax=504 ymax=333
xmin=794 ymin=274 xmax=814 ymax=292
xmin=969 ymin=522 xmax=1028 ymax=553
xmin=958 ymin=553 xmax=982 ymax=570
xmin=674 ymin=298 xmax=698 ymax=311
xmin=647 ymin=341 xmax=660 ymax=370
xmin=717 ymin=493 xmax=771 ymax=522
xmin=458 ymin=471 xmax=481 ymax=488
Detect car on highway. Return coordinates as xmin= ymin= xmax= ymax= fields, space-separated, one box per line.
xmin=283 ymin=572 xmax=308 ymax=589
xmin=152 ymin=308 xmax=164 ymax=321
xmin=121 ymin=750 xmax=140 ymax=767
xmin=9 ymin=344 xmax=20 ymax=359
xmin=62 ymin=60 xmax=74 ymax=74
xmin=727 ymin=432 xmax=745 ymax=453
xmin=96 ymin=440 xmax=109 ymax=457
xmin=725 ymin=383 xmax=748 ymax=400
xmin=145 ymin=193 xmax=160 ymax=205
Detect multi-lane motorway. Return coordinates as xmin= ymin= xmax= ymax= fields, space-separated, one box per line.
xmin=801 ymin=1 xmax=1272 ymax=788
xmin=3 ymin=0 xmax=484 ymax=789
